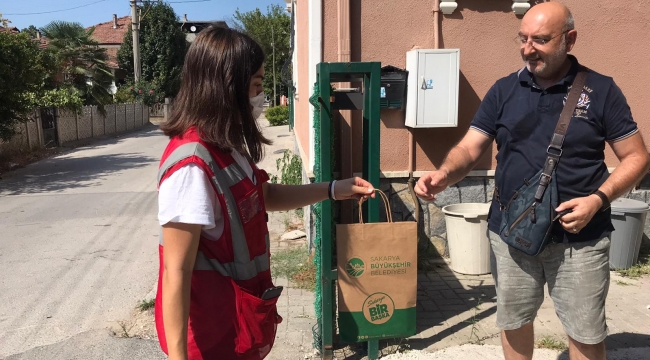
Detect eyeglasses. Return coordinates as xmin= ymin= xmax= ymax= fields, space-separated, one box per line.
xmin=515 ymin=30 xmax=569 ymax=48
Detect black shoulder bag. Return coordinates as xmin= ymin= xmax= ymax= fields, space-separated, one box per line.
xmin=498 ymin=70 xmax=588 ymax=256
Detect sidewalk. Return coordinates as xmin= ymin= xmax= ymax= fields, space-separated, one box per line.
xmin=268 ymin=257 xmax=650 ymax=359
xmin=264 ymin=117 xmax=650 ymax=359
xmin=408 ymin=260 xmax=650 ymax=353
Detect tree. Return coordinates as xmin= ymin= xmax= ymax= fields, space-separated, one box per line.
xmin=41 ymin=21 xmax=114 ymax=107
xmin=21 ymin=25 xmax=39 ymax=38
xmin=117 ymin=1 xmax=187 ymax=97
xmin=0 ymin=13 xmax=10 ymax=28
xmin=233 ymin=5 xmax=291 ymax=105
xmin=0 ymin=31 xmax=54 ymax=140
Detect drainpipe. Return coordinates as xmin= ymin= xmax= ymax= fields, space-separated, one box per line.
xmin=308 ymin=0 xmax=323 ymax=172
xmin=433 ymin=0 xmax=441 ymax=49
xmin=338 ymin=0 xmax=353 ymax=223
xmin=338 ymin=0 xmax=350 ymax=63
xmin=408 ymin=0 xmax=441 ymax=224
xmin=407 ymin=127 xmax=420 ymax=224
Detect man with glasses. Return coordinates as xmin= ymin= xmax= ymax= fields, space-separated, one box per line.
xmin=415 ymin=2 xmax=649 ymax=360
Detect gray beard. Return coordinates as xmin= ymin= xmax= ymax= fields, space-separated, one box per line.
xmin=527 ymin=38 xmax=567 ymax=80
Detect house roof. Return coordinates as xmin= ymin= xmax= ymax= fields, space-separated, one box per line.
xmin=90 ymin=16 xmax=131 ymax=45
xmin=0 ymin=27 xmax=48 ymax=48
xmin=0 ymin=26 xmax=20 ymax=34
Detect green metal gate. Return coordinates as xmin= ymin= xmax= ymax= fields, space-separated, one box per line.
xmin=310 ymin=62 xmax=383 ymax=360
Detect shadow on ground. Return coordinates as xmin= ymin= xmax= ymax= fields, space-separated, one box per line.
xmin=0 ymin=127 xmax=161 ymax=195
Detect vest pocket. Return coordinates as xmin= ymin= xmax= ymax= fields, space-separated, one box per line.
xmin=238 ymin=190 xmax=263 ymax=225
xmin=233 ymin=282 xmax=283 ymax=355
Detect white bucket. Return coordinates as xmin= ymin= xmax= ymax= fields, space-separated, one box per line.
xmin=442 ymin=203 xmax=491 ymax=275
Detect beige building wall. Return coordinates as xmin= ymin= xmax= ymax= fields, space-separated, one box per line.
xmin=294 ymin=0 xmax=313 ymax=168
xmin=294 ymin=0 xmax=650 ymax=174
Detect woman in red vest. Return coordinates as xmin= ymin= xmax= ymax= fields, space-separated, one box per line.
xmin=155 ymin=27 xmax=375 ymax=360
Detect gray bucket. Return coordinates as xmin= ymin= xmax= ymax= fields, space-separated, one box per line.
xmin=609 ymin=198 xmax=649 ymax=270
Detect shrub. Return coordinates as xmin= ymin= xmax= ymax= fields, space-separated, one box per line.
xmin=265 ymin=105 xmax=289 ymax=126
xmin=114 ymin=85 xmax=136 ymax=104
xmin=115 ymin=80 xmax=164 ymax=106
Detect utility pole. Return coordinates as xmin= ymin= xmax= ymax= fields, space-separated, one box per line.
xmin=130 ymin=0 xmax=141 ymax=82
xmin=271 ymin=25 xmax=276 ymax=107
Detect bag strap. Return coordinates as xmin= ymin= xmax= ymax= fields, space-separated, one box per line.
xmin=534 ymin=69 xmax=588 ymax=202
xmin=358 ymin=189 xmax=393 ymax=224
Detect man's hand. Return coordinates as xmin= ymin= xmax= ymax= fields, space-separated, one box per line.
xmin=415 ymin=170 xmax=450 ymax=202
xmin=555 ymin=194 xmax=603 ymax=234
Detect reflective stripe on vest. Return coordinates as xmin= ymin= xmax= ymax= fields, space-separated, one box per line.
xmin=158 ymin=142 xmax=269 ymax=281
xmin=194 ymin=232 xmax=269 ymax=275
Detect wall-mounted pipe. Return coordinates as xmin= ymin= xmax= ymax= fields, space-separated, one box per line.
xmin=338 ymin=0 xmax=351 ymax=63
xmin=338 ymin=0 xmax=355 ymax=224
xmin=308 ymin=0 xmax=323 ymax=171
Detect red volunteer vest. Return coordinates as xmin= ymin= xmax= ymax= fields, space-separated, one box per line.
xmin=155 ymin=128 xmax=281 ymax=360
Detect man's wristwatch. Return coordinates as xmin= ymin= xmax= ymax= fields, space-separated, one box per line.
xmin=591 ymin=189 xmax=610 ymax=212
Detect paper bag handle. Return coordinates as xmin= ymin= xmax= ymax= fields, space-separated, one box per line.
xmin=358 ymin=189 xmax=393 ymax=224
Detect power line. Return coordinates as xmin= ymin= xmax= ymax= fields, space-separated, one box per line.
xmin=135 ymin=0 xmax=213 ymax=2
xmin=4 ymin=0 xmax=107 ymax=16
xmin=166 ymin=0 xmax=213 ymax=3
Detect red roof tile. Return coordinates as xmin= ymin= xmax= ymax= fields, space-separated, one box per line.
xmin=89 ymin=16 xmax=131 ymax=45
xmin=0 ymin=27 xmax=48 ymax=49
xmin=0 ymin=26 xmax=20 ymax=34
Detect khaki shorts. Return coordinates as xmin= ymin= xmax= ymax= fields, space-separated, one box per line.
xmin=489 ymin=231 xmax=610 ymax=344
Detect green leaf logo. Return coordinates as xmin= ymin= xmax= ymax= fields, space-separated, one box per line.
xmin=346 ymin=257 xmax=365 ymax=277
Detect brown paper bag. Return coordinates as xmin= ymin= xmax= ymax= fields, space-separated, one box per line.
xmin=336 ymin=190 xmax=417 ymax=342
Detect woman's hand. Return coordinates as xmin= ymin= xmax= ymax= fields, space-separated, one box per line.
xmin=333 ymin=177 xmax=376 ymax=201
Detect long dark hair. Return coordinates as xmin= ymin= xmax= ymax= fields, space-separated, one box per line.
xmin=161 ymin=26 xmax=271 ymax=163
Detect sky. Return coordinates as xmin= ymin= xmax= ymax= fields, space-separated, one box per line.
xmin=2 ymin=0 xmax=286 ymax=30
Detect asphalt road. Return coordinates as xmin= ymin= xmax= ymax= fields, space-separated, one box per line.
xmin=0 ymin=125 xmax=166 ymax=359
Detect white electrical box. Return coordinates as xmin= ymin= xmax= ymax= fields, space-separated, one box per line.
xmin=405 ymin=49 xmax=460 ymax=128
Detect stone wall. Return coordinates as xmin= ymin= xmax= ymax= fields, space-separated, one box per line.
xmin=57 ymin=104 xmax=149 ymax=146
xmin=381 ymin=176 xmax=650 ymax=258
xmin=1 ymin=104 xmax=152 ymax=156
xmin=0 ymin=111 xmax=43 ymax=157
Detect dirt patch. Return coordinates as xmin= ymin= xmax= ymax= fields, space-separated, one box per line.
xmin=149 ymin=117 xmax=165 ymax=126
xmin=0 ymin=147 xmax=65 ymax=177
xmin=110 ymin=307 xmax=158 ymax=340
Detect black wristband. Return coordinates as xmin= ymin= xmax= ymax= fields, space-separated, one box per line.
xmin=328 ymin=181 xmax=335 ymax=201
xmin=591 ymin=189 xmax=610 ymax=212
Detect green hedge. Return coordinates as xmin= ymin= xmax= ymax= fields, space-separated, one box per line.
xmin=266 ymin=105 xmax=289 ymax=126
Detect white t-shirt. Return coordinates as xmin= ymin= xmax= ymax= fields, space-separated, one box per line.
xmin=158 ymin=151 xmax=255 ymax=239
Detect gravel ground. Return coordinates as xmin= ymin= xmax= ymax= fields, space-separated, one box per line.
xmin=380 ymin=344 xmax=650 ymax=360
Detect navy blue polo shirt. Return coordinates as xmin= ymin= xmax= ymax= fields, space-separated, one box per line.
xmin=470 ymin=56 xmax=639 ymax=242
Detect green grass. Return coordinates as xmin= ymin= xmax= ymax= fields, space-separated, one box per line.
xmin=271 ymin=247 xmax=316 ymax=291
xmin=118 ymin=321 xmax=130 ymax=338
xmin=137 ymin=299 xmax=155 ymax=311
xmin=536 ymin=336 xmax=568 ymax=351
xmin=463 ymin=297 xmax=484 ymax=345
xmin=615 ymin=280 xmax=632 ymax=286
xmin=616 ymin=243 xmax=650 ymax=279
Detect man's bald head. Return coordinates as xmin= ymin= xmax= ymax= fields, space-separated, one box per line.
xmin=524 ymin=2 xmax=574 ymax=33
xmin=518 ymin=2 xmax=577 ymax=82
